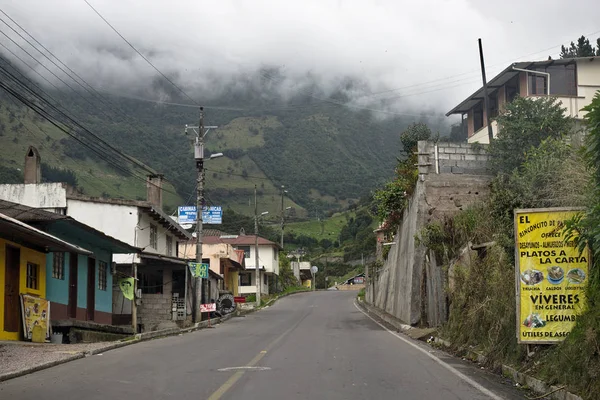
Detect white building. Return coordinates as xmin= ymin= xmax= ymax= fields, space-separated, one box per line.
xmin=446 ymin=56 xmax=600 ymax=143
xmin=209 ymin=234 xmax=281 ymax=297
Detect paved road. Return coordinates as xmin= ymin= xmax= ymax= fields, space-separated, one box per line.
xmin=0 ymin=291 xmax=526 ymax=399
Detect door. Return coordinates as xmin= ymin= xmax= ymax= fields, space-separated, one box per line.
xmin=3 ymin=245 xmax=21 ymax=332
xmin=68 ymin=253 xmax=78 ymax=318
xmin=86 ymin=258 xmax=95 ymax=321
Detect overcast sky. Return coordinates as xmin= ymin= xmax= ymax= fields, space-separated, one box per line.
xmin=2 ymin=0 xmax=600 ymax=117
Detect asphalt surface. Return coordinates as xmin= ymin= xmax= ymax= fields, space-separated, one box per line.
xmin=0 ymin=291 xmax=527 ymax=399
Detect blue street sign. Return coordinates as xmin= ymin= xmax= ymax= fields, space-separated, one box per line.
xmin=178 ymin=206 xmax=222 ymax=225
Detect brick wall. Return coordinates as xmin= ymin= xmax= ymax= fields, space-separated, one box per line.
xmin=418 ymin=141 xmax=491 ymax=176
xmin=138 ymin=294 xmax=172 ymax=331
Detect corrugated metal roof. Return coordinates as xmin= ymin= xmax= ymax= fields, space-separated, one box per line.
xmin=446 ymin=57 xmax=596 ymax=116
xmin=0 ymin=212 xmax=92 ymax=255
xmin=0 ymin=199 xmax=140 ymax=254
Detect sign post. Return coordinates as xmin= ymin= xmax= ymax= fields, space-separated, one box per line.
xmin=514 ymin=208 xmax=590 ymax=344
xmin=200 ymin=303 xmax=216 ymax=327
xmin=311 ymin=265 xmax=318 ymax=291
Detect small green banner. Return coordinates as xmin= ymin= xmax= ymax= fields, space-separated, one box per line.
xmin=188 ymin=262 xmax=209 ymax=279
xmin=119 ymin=278 xmax=135 ymax=300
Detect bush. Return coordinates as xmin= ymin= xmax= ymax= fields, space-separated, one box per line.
xmin=489 ymin=97 xmax=573 ymax=174
xmin=442 ymin=244 xmax=523 ymax=369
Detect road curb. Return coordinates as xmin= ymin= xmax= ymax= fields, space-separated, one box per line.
xmin=502 ymin=365 xmax=583 ymax=400
xmin=0 ymin=313 xmax=233 ymax=383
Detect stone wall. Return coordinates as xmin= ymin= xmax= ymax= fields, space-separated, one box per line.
xmin=367 ymin=141 xmax=492 ymax=327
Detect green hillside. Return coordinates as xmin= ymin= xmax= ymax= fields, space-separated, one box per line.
xmin=0 ymin=54 xmax=449 ymax=219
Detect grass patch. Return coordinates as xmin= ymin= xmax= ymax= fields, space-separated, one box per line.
xmin=357 ymin=287 xmax=365 ymax=301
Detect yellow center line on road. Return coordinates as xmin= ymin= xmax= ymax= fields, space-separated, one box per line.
xmin=207 ymin=350 xmax=269 ymax=400
xmin=207 ymin=307 xmax=313 ymax=400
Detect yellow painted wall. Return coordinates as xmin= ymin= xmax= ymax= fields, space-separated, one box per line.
xmin=0 ymin=238 xmax=47 ymax=340
xmin=223 ymin=267 xmax=240 ymax=297
xmin=230 ymin=270 xmax=239 ymax=297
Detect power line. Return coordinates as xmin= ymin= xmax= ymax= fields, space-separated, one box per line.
xmin=83 ymin=0 xmax=199 ymax=106
xmin=10 ymin=102 xmax=132 ymax=199
xmin=204 ymin=167 xmax=385 ymax=185
xmin=0 ymin=24 xmax=158 ymax=176
xmin=0 ymin=10 xmax=201 ymax=193
xmin=0 ymin=63 xmax=155 ymax=178
xmin=0 ymin=70 xmax=188 ymax=199
xmin=80 ymin=1 xmax=445 ymax=119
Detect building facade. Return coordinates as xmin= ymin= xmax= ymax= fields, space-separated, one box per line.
xmin=0 ymin=212 xmax=90 ymax=340
xmin=446 ymin=57 xmax=600 ymax=143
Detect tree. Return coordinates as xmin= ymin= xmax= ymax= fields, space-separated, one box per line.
xmin=488 ymin=97 xmax=572 ymax=174
xmin=276 ymin=253 xmax=299 ymax=290
xmin=400 ymin=122 xmax=432 ymax=155
xmin=372 ymin=123 xmax=431 ymax=234
xmin=567 ymin=91 xmax=600 ymax=268
xmin=560 ymin=35 xmax=599 ymax=58
xmin=448 ymin=123 xmax=466 ymax=143
xmin=41 ymin=163 xmax=78 ymax=188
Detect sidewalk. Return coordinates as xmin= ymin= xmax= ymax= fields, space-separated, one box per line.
xmin=0 ymin=313 xmax=233 ymax=383
xmin=0 ymin=341 xmax=111 ymax=379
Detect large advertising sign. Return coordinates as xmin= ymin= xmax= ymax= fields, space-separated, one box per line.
xmin=515 ymin=208 xmax=590 ymax=344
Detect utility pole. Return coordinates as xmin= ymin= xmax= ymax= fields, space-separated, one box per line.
xmin=478 ymin=38 xmax=494 ymax=143
xmin=194 ymin=106 xmax=205 ymax=323
xmin=254 ymin=185 xmax=261 ymax=307
xmin=132 ymin=263 xmax=137 ymax=332
xmin=280 ymin=185 xmax=285 ymax=249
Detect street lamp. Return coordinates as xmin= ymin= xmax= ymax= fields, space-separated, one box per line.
xmin=280 ymin=186 xmax=289 ymax=248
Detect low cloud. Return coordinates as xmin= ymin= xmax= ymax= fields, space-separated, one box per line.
xmin=2 ymin=0 xmax=598 ymax=116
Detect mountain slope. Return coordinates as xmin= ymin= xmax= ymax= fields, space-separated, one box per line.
xmin=0 ymin=54 xmax=447 ymax=218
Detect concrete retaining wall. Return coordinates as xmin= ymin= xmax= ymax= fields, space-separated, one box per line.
xmin=368 ymin=141 xmax=492 ymax=327
xmin=336 ymin=284 xmax=365 ymax=291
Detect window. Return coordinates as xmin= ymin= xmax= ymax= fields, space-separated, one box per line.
xmin=26 ymin=262 xmax=39 ymax=290
xmin=273 ymin=249 xmax=278 ymax=261
xmin=166 ymin=235 xmax=173 ymax=256
xmin=238 ymin=246 xmax=251 ymax=258
xmin=488 ymin=95 xmax=498 ymax=119
xmin=263 ymin=274 xmax=268 ymax=285
xmin=52 ymin=252 xmax=65 ymax=280
xmin=98 ymin=261 xmax=107 ymax=291
xmin=140 ymin=270 xmax=164 ymax=294
xmin=527 ymin=65 xmax=577 ymax=96
xmin=150 ymin=224 xmax=158 ymax=249
xmin=473 ymin=104 xmax=484 ymax=132
xmin=240 ymin=273 xmax=251 ymax=286
xmin=528 ymin=74 xmax=547 ymax=96
xmin=547 ymin=64 xmax=577 ymax=96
